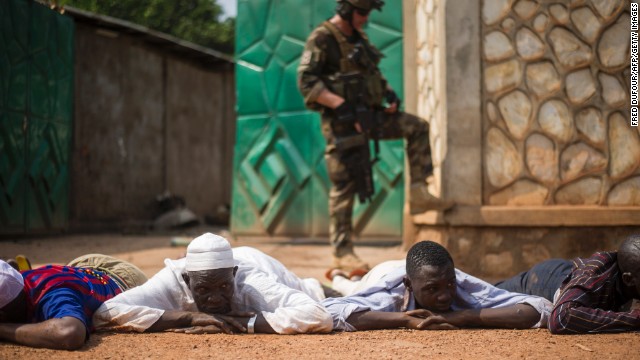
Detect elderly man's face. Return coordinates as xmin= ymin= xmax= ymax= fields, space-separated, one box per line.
xmin=405 ymin=262 xmax=456 ymax=312
xmin=184 ymin=267 xmax=237 ymax=314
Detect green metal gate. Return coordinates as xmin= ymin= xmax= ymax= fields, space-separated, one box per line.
xmin=0 ymin=0 xmax=74 ymax=233
xmin=231 ymin=0 xmax=405 ymax=239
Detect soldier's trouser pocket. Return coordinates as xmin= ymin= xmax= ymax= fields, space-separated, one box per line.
xmin=325 ymin=151 xmax=351 ymax=183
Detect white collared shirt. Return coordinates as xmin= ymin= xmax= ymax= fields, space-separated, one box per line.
xmin=322 ymin=260 xmax=552 ymax=331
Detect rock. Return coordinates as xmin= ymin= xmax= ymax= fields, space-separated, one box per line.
xmin=458 ymin=238 xmax=473 ymax=258
xmin=498 ymin=90 xmax=532 ymax=139
xmin=533 ymin=13 xmax=549 ymax=33
xmin=549 ymin=27 xmax=592 ymax=69
xmin=482 ymin=251 xmax=514 ymax=277
xmin=516 ymin=27 xmax=545 ymax=60
xmin=482 ymin=230 xmax=504 ymax=249
xmin=424 ymin=0 xmax=435 ymax=13
xmin=484 ymin=31 xmax=515 ymax=62
xmin=549 ymin=4 xmax=569 ymax=24
xmin=566 ymin=68 xmax=596 ymax=104
xmin=599 ymin=73 xmax=627 ymax=107
xmin=592 ymin=0 xmax=622 ymax=20
xmin=598 ymin=13 xmax=630 ymax=69
xmin=486 ymin=127 xmax=523 ymax=188
xmin=483 ymin=0 xmax=514 ymax=25
xmin=555 ymin=177 xmax=603 ymax=205
xmin=560 ymin=143 xmax=607 ymax=181
xmin=501 ymin=17 xmax=516 ymax=33
xmin=609 ymin=112 xmax=640 ymax=179
xmin=526 ymin=61 xmax=561 ymax=98
xmin=417 ymin=6 xmax=427 ymax=45
xmin=514 ymin=0 xmax=538 ymax=20
xmin=525 ymin=133 xmax=558 ymax=184
xmin=538 ymin=99 xmax=574 ymax=142
xmin=570 ymin=6 xmax=601 ymax=44
xmin=575 ymin=107 xmax=605 ymax=147
xmin=485 ymin=59 xmax=522 ymax=94
xmin=608 ymin=176 xmax=640 ymax=206
xmin=489 ymin=179 xmax=549 ymax=205
xmin=522 ymin=243 xmax=551 ymax=269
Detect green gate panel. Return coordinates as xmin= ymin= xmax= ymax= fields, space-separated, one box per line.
xmin=0 ymin=113 xmax=26 ymax=230
xmin=26 ymin=118 xmax=70 ymax=230
xmin=0 ymin=0 xmax=73 ymax=233
xmin=0 ymin=0 xmax=30 ymax=232
xmin=232 ymin=0 xmax=405 ymax=239
xmin=29 ymin=1 xmax=74 ymax=123
xmin=26 ymin=2 xmax=73 ymax=231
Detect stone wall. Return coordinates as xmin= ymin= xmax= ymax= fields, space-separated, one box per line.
xmin=482 ymin=0 xmax=639 ymax=205
xmin=416 ymin=225 xmax=639 ymax=280
xmin=415 ymin=0 xmax=447 ymax=197
xmin=408 ymin=0 xmax=640 ymax=278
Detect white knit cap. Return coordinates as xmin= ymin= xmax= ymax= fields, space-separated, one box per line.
xmin=185 ymin=233 xmax=235 ymax=271
xmin=0 ymin=260 xmax=24 ymax=309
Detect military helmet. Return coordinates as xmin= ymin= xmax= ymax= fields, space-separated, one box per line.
xmin=336 ymin=0 xmax=384 ymax=11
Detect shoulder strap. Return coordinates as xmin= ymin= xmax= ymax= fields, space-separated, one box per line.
xmin=321 ymin=21 xmax=353 ymax=72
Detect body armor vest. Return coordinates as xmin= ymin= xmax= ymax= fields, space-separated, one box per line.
xmin=321 ymin=21 xmax=385 ymax=107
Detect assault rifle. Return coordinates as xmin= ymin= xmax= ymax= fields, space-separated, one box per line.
xmin=332 ymin=72 xmax=382 ymax=203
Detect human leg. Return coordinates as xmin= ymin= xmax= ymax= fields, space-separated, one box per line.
xmin=325 ymin=149 xmax=369 ymax=271
xmin=67 ymin=254 xmax=148 ymax=291
xmin=494 ymin=259 xmax=573 ymax=301
xmin=332 ymin=275 xmax=361 ymax=296
xmin=378 ymin=111 xmax=453 ymax=213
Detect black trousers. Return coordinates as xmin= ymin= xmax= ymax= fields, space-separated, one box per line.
xmin=494 ymin=259 xmax=573 ymax=302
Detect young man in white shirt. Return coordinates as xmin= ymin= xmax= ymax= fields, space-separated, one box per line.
xmin=323 ymin=241 xmax=552 ymax=331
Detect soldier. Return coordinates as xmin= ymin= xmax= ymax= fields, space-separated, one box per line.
xmin=297 ymin=0 xmax=454 ymax=271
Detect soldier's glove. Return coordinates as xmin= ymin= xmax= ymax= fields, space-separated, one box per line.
xmin=385 ymin=89 xmax=401 ymax=109
xmin=334 ymin=102 xmax=355 ymax=124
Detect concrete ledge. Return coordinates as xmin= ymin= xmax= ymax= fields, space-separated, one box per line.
xmin=413 ymin=206 xmax=640 ymax=226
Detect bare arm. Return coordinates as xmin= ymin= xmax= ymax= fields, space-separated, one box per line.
xmin=422 ymin=304 xmax=540 ymax=329
xmin=347 ymin=311 xmax=418 ymax=330
xmin=147 ymin=310 xmax=246 ymax=334
xmin=346 ymin=311 xmax=455 ymax=331
xmin=0 ymin=317 xmax=86 ymax=350
xmin=315 ymin=89 xmax=344 ymax=109
xmin=235 ymin=314 xmax=276 ymax=334
xmin=169 ymin=314 xmax=277 ymax=335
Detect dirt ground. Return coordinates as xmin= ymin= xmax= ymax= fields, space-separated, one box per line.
xmin=1 ymin=226 xmax=639 ymax=359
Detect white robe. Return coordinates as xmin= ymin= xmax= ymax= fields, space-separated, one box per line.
xmin=93 ymin=247 xmax=332 ymax=334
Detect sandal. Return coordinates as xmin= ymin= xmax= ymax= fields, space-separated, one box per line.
xmin=15 ymin=255 xmax=32 ymax=271
xmin=349 ymin=268 xmax=369 ymax=280
xmin=324 ymin=268 xmax=349 ymax=281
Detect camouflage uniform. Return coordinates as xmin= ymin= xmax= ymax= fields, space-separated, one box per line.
xmin=297 ymin=20 xmax=433 ymax=259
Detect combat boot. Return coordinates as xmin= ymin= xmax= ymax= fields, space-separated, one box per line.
xmin=409 ymin=183 xmax=455 ymax=214
xmin=332 ymin=252 xmax=370 ymax=273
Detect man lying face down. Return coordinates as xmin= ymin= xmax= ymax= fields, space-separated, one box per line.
xmin=323 ymin=241 xmax=552 ymax=331
xmin=94 ymin=233 xmax=332 ymax=334
xmin=496 ymin=234 xmax=640 ymax=333
xmin=0 ymin=255 xmax=146 ymax=350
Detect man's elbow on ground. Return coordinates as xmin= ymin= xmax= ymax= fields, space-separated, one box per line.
xmin=52 ymin=318 xmax=87 ymax=350
xmin=317 ymin=312 xmax=334 ymax=333
xmin=547 ymin=309 xmax=571 ymax=335
xmin=302 ymin=307 xmax=334 ymax=333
